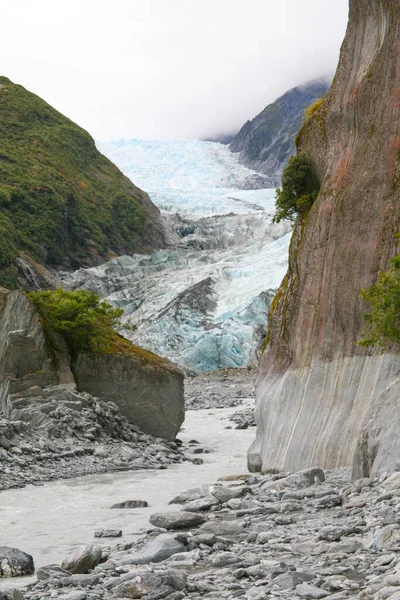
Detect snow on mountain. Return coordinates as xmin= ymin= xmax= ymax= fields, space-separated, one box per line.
xmin=66 ymin=139 xmax=290 ymax=373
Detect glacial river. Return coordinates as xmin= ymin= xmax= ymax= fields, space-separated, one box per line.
xmin=0 ymin=402 xmax=254 ymax=576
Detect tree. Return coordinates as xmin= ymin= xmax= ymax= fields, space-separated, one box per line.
xmin=273 ymin=153 xmax=320 ymax=224
xmin=359 ymin=255 xmax=400 ymax=348
xmin=28 ymin=288 xmax=123 ymax=359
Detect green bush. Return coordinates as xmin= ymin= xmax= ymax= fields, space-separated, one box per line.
xmin=28 ymin=289 xmax=123 ymax=359
xmin=359 ymin=255 xmax=400 ymax=348
xmin=273 ymin=153 xmax=320 ymax=224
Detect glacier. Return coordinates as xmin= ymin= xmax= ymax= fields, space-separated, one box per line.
xmin=64 ymin=139 xmax=291 ymax=373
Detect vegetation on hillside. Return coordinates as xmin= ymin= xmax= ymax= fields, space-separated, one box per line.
xmin=0 ymin=76 xmax=161 ymax=289
xmin=304 ymin=97 xmax=324 ymax=120
xmin=273 ymin=153 xmax=320 ymax=223
xmin=359 ymin=254 xmax=400 ymax=348
xmin=28 ymin=289 xmax=123 ymax=359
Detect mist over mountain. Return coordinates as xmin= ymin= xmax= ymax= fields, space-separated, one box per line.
xmin=230 ymin=79 xmax=330 ymax=185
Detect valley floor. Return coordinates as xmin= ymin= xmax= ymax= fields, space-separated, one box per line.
xmin=1 ymin=371 xmax=399 ymax=600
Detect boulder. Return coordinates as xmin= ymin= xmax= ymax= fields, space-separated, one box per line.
xmin=117 ymin=534 xmax=187 ymax=565
xmin=0 ymin=546 xmax=34 ymax=577
xmin=149 ymin=511 xmax=206 ymax=530
xmin=74 ymin=338 xmax=184 ymax=440
xmin=61 ymin=544 xmax=102 ymax=574
xmin=198 ymin=520 xmax=246 ymax=537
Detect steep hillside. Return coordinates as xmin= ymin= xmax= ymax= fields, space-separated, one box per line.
xmin=0 ymin=77 xmax=168 ymax=289
xmin=250 ymin=0 xmax=400 ymax=478
xmin=230 ymin=81 xmax=329 ymax=185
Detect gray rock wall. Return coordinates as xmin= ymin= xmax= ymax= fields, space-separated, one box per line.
xmin=74 ymin=348 xmax=184 ymax=441
xmin=0 ymin=287 xmax=58 ymax=416
xmin=249 ymin=354 xmax=400 ymax=478
xmin=250 ymin=0 xmax=400 ymax=479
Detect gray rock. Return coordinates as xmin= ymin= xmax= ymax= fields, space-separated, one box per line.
xmin=272 ymin=571 xmax=314 ymax=589
xmin=382 ymin=472 xmax=400 ymax=492
xmin=297 ymin=467 xmax=326 ymax=484
xmin=117 ymin=534 xmax=187 ymax=565
xmin=94 ymin=529 xmax=122 ymax=538
xmin=0 ymin=546 xmax=34 ymax=577
xmin=199 ymin=520 xmax=246 ymax=537
xmin=162 ymin=568 xmax=187 ymax=591
xmin=0 ymin=436 xmax=11 ymax=450
xmin=74 ymin=348 xmax=184 ymax=441
xmin=211 ymin=551 xmax=241 ymax=566
xmin=61 ymin=544 xmax=102 ymax=574
xmin=149 ymin=511 xmax=206 ymax=530
xmin=296 ymin=583 xmax=330 ymax=599
xmin=36 ymin=564 xmax=71 ymax=580
xmin=209 ymin=485 xmax=239 ymax=503
xmin=181 ymin=496 xmax=218 ymax=512
xmin=169 ymin=487 xmax=209 ymax=504
xmin=58 ymin=592 xmax=87 ymax=600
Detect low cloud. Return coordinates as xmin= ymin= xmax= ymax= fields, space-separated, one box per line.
xmin=2 ymin=0 xmax=349 ymax=141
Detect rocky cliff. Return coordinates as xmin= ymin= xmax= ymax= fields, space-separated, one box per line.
xmin=230 ymin=80 xmax=329 ymax=185
xmin=0 ymin=287 xmax=184 ymax=440
xmin=0 ymin=77 xmax=169 ymax=290
xmin=250 ymin=0 xmax=400 ymax=478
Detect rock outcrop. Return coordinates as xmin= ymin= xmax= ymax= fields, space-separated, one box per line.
xmin=230 ymin=80 xmax=329 ymax=185
xmin=250 ymin=0 xmax=400 ymax=478
xmin=0 ymin=287 xmax=184 ymax=441
xmin=74 ymin=336 xmax=184 ymax=441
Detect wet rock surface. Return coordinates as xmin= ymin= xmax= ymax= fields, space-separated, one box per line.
xmin=13 ymin=467 xmax=400 ymax=600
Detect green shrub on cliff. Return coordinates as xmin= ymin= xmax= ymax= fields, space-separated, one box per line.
xmin=273 ymin=153 xmax=320 ymax=223
xmin=28 ymin=289 xmax=123 ymax=359
xmin=359 ymin=255 xmax=400 ymax=348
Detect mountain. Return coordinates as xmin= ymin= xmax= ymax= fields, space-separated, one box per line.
xmin=0 ymin=77 xmax=168 ymax=289
xmin=250 ymin=0 xmax=400 ymax=478
xmin=230 ymin=80 xmax=329 ymax=185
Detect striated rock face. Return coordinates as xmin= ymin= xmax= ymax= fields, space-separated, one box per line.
xmin=0 ymin=287 xmax=59 ymax=412
xmin=251 ymin=0 xmax=400 ymax=478
xmin=74 ymin=337 xmax=184 ymax=441
xmin=230 ymin=80 xmax=329 ymax=185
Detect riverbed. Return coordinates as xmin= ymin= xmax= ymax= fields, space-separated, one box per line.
xmin=0 ymin=401 xmax=254 ymax=571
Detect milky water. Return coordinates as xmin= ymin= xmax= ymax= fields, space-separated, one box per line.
xmin=0 ymin=402 xmax=254 ymax=575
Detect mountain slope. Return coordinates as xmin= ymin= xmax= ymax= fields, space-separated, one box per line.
xmin=0 ymin=77 xmax=168 ymax=289
xmin=250 ymin=0 xmax=400 ymax=478
xmin=230 ymin=80 xmax=329 ymax=185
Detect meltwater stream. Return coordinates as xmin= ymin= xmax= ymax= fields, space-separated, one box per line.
xmin=0 ymin=403 xmax=254 ymax=572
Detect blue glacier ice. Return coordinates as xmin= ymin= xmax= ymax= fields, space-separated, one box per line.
xmin=65 ymin=139 xmax=291 ymax=373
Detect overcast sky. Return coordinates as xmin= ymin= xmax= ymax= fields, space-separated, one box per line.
xmin=3 ymin=0 xmax=348 ymax=141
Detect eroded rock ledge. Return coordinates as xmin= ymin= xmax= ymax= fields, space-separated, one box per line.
xmin=0 ymin=287 xmax=184 ymax=444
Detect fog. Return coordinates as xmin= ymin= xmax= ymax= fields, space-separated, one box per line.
xmin=2 ymin=0 xmax=348 ymax=140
